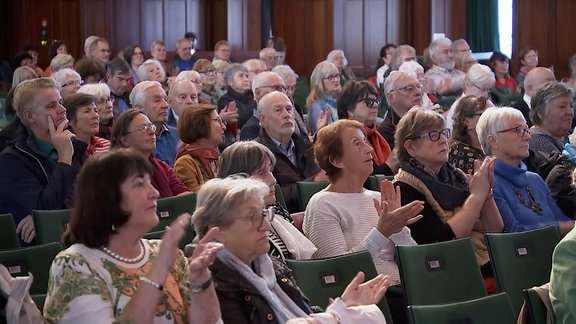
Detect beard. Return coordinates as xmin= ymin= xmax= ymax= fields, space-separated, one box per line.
xmin=439 ymin=60 xmax=455 ymax=70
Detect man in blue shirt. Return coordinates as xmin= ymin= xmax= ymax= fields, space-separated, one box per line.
xmin=173 ymin=38 xmax=197 ymax=72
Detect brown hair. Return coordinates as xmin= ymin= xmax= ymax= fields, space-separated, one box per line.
xmin=192 ymin=59 xmax=215 ymax=73
xmin=111 ymin=109 xmax=145 ymax=148
xmin=177 ymin=105 xmax=216 ymax=143
xmin=451 ymin=96 xmax=487 ymax=144
xmin=63 ymin=148 xmax=153 ymax=247
xmin=394 ymin=107 xmax=446 ymax=161
xmin=64 ymin=93 xmax=97 ymax=122
xmin=314 ymin=119 xmax=364 ymax=182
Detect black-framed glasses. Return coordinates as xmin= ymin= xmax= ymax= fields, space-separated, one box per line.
xmin=258 ymin=84 xmax=287 ymax=92
xmin=62 ymin=79 xmax=84 ymax=88
xmin=245 ymin=206 xmax=275 ymax=228
xmin=322 ymin=73 xmax=341 ymax=81
xmin=496 ymin=126 xmax=531 ymax=137
xmin=472 ymin=83 xmax=493 ymax=93
xmin=392 ymin=84 xmax=423 ymax=93
xmin=126 ymin=123 xmax=157 ymax=134
xmin=415 ymin=128 xmax=451 ymax=141
xmin=359 ymin=97 xmax=380 ymax=108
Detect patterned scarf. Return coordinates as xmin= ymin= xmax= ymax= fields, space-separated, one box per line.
xmin=176 ymin=143 xmax=219 ymax=178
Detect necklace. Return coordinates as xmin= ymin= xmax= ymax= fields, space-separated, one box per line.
xmin=101 ymin=241 xmax=145 ymax=264
xmin=514 ymin=186 xmax=543 ymax=216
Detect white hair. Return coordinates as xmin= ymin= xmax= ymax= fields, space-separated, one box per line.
xmin=272 ymin=65 xmax=298 ymax=81
xmin=130 ymin=80 xmax=162 ymax=107
xmin=136 ymin=59 xmax=166 ymax=82
xmin=384 ymin=71 xmax=416 ymax=94
xmin=466 ymin=63 xmax=495 ymax=87
xmin=251 ymin=71 xmax=282 ymax=95
xmin=176 ymin=70 xmax=201 ymax=81
xmin=429 ymin=37 xmax=453 ymax=57
xmin=476 ymin=107 xmax=525 ymax=156
xmin=50 ymin=54 xmax=75 ymax=73
xmin=77 ymin=83 xmax=110 ymax=99
xmin=398 ymin=61 xmax=424 ymax=74
xmin=327 ymin=49 xmax=348 ymax=68
xmin=51 ymin=68 xmax=82 ymax=89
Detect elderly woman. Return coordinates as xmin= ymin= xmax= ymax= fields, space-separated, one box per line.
xmin=456 ymin=51 xmax=478 ymax=74
xmin=393 ymin=107 xmax=503 ymax=291
xmin=44 ymin=149 xmax=223 ymax=323
xmin=193 ymin=59 xmax=220 ymax=105
xmin=111 ymin=109 xmax=189 ymax=198
xmin=77 ymin=83 xmax=115 ymax=140
xmin=212 ymin=59 xmax=230 ymax=95
xmin=327 ymin=49 xmax=355 ymax=84
xmin=449 ymin=95 xmax=490 ymax=175
xmin=306 ymin=61 xmax=342 ymax=134
xmin=337 ymin=80 xmax=395 ymax=174
xmin=49 ymin=54 xmax=75 ymax=75
xmin=193 ymin=176 xmax=390 ymax=324
xmin=174 ymin=105 xmax=225 ymax=192
xmin=52 ymin=68 xmax=83 ymax=100
xmin=217 ymin=63 xmax=256 ymax=129
xmin=64 ymin=93 xmax=110 ymax=156
xmin=217 ymin=141 xmax=316 ymax=261
xmin=529 ymin=81 xmax=574 ymax=154
xmin=445 ymin=63 xmax=495 ymax=130
xmin=137 ymin=59 xmax=166 ymax=84
xmin=476 ymin=107 xmax=574 ymax=234
xmin=11 ymin=66 xmax=38 ymax=88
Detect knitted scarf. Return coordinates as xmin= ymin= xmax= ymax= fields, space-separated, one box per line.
xmin=176 ymin=143 xmax=219 ymax=178
xmin=364 ymin=124 xmax=391 ymax=165
xmin=399 ymin=158 xmax=470 ymax=210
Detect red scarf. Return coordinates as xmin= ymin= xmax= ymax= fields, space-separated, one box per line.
xmin=364 ymin=124 xmax=391 ymax=165
xmin=176 ymin=143 xmax=219 ymax=178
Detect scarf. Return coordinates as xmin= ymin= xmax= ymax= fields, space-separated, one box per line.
xmin=364 ymin=124 xmax=391 ymax=165
xmin=176 ymin=143 xmax=219 ymax=179
xmin=216 ymin=248 xmax=308 ymax=323
xmin=399 ymin=158 xmax=470 ymax=210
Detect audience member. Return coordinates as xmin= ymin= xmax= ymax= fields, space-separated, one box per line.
xmin=45 ymin=40 xmax=69 ymax=76
xmin=176 ymin=70 xmax=205 ymax=101
xmin=256 ymin=91 xmax=326 ymax=213
xmin=375 ymin=43 xmax=396 ymax=75
xmin=476 ymin=107 xmax=573 ymax=234
xmin=51 ymin=68 xmax=83 ymax=100
xmin=130 ymin=81 xmax=178 ymax=167
xmin=49 ymin=54 xmax=75 ymax=75
xmin=213 ymin=40 xmax=231 ymax=63
xmin=174 ymin=105 xmax=225 ymax=192
xmin=83 ymin=35 xmax=99 ymax=58
xmin=451 ymin=39 xmax=472 ymax=66
xmin=136 ymin=59 xmax=166 ymax=86
xmin=75 ymin=57 xmax=106 ymax=84
xmin=11 ymin=50 xmax=34 ymax=72
xmin=64 ymin=93 xmax=111 ymax=156
xmin=273 ymin=64 xmax=309 ymax=140
xmin=327 ymin=49 xmax=355 ymax=84
xmin=77 ymin=83 xmax=115 ymax=140
xmin=216 ymin=63 xmax=252 ymax=143
xmin=489 ymin=51 xmax=518 ymax=101
xmin=150 ymin=40 xmax=178 ymax=77
xmin=106 ymin=58 xmax=133 ymax=115
xmin=43 ymin=148 xmax=221 ymax=323
xmin=193 ymin=59 xmax=220 ymax=105
xmin=563 ymin=54 xmax=576 ymax=92
xmin=516 ymin=47 xmax=539 ymax=87
xmin=90 ymin=37 xmax=111 ymax=64
xmin=20 ymin=45 xmax=46 ymax=77
xmin=121 ymin=45 xmax=145 ymax=85
xmin=173 ymin=38 xmax=197 ymax=72
xmin=110 ymin=109 xmax=188 ymax=197
xmin=242 ymin=58 xmax=267 ymax=86
xmin=212 ymin=59 xmax=230 ymax=94
xmin=275 ymin=37 xmax=287 ymax=65
xmin=166 ymin=79 xmax=198 ymax=128
xmin=306 ymin=61 xmax=341 ymax=134
xmin=456 ymin=51 xmax=478 ymax=74
xmin=0 ymin=78 xmax=87 ymax=245
xmin=511 ymin=67 xmax=556 ymax=127
xmin=260 ymin=47 xmax=278 ymax=71
xmin=424 ymin=37 xmax=465 ymax=96
xmin=398 ymin=61 xmax=436 ymax=110
xmin=11 ymin=66 xmax=38 ymax=88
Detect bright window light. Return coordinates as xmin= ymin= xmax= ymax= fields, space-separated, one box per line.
xmin=498 ymin=0 xmax=513 ymax=57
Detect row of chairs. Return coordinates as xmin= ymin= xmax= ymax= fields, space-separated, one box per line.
xmin=286 ymin=226 xmax=560 ymax=323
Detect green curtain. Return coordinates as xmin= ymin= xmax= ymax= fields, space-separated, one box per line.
xmin=466 ymin=0 xmax=500 ymax=52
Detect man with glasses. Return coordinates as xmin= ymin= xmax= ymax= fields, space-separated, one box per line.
xmin=130 ymin=81 xmax=178 ymax=167
xmin=451 ymin=39 xmax=472 ymax=63
xmin=260 ymin=47 xmax=278 ymax=71
xmin=424 ymin=37 xmax=465 ymax=97
xmin=106 ymin=58 xmax=133 ymax=116
xmin=512 ymin=67 xmax=556 ymax=128
xmin=0 ymin=78 xmax=87 ymax=246
xmin=378 ymin=71 xmax=423 ymax=149
xmin=242 ymin=59 xmax=267 ymax=87
xmin=213 ymin=40 xmax=232 ymax=63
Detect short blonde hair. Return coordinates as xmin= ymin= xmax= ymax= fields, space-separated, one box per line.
xmin=14 ymin=78 xmax=58 ymax=125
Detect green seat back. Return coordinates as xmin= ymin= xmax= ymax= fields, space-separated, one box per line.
xmin=32 ymin=209 xmax=72 ymax=245
xmin=436 ymin=96 xmax=459 ymax=112
xmin=274 ymin=184 xmax=288 ymax=211
xmin=364 ymin=175 xmax=394 ymax=192
xmin=0 ymin=242 xmax=62 ymax=295
xmin=143 ymin=230 xmax=165 ymax=240
xmin=152 ymin=193 xmax=197 ymax=250
xmin=485 ymin=226 xmax=560 ymax=316
xmin=396 ymin=237 xmax=486 ymax=306
xmin=294 ymin=76 xmax=310 ymax=114
xmin=297 ymin=181 xmax=329 ymax=211
xmin=523 ymin=288 xmax=548 ymax=324
xmin=0 ymin=213 xmax=19 ymax=250
xmin=286 ymin=251 xmax=393 ymax=324
xmin=31 ymin=294 xmax=46 ymax=312
xmin=408 ymin=292 xmax=515 ymax=324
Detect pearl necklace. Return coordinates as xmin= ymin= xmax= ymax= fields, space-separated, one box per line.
xmin=101 ymin=241 xmax=145 ymax=264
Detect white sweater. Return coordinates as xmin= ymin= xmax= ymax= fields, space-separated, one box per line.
xmin=303 ymin=189 xmax=416 ymax=284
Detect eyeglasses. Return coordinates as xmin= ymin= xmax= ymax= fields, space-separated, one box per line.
xmin=211 ymin=116 xmax=224 ymax=125
xmin=243 ymin=206 xmax=275 ymax=228
xmin=496 ymin=126 xmax=531 ymax=137
xmin=191 ymin=79 xmax=203 ymax=85
xmin=414 ymin=128 xmax=451 ymax=141
xmin=359 ymin=97 xmax=380 ymax=108
xmin=62 ymin=79 xmax=84 ymax=88
xmin=454 ymin=48 xmax=472 ymax=53
xmin=97 ymin=97 xmax=114 ymax=105
xmin=323 ymin=73 xmax=341 ymax=81
xmin=249 ymin=69 xmax=264 ymax=74
xmin=472 ymin=83 xmax=493 ymax=93
xmin=258 ymin=84 xmax=287 ymax=92
xmin=285 ymin=85 xmax=296 ymax=93
xmin=126 ymin=123 xmax=157 ymax=134
xmin=392 ymin=84 xmax=423 ymax=93
xmin=199 ymin=69 xmax=216 ymax=75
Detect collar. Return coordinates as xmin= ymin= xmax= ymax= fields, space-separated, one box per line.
xmin=157 ymin=123 xmax=170 ymax=136
xmin=523 ymin=93 xmax=531 ymax=107
xmin=270 ymin=136 xmax=295 ymax=155
xmin=494 ymin=159 xmax=529 ymax=186
xmin=31 ymin=132 xmax=54 ymax=157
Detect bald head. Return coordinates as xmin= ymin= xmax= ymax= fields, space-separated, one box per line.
xmin=252 ymin=71 xmax=286 ymax=103
xmin=524 ymin=67 xmax=556 ymax=97
xmin=168 ymin=80 xmax=198 ymax=117
xmin=258 ymin=91 xmax=295 ymax=142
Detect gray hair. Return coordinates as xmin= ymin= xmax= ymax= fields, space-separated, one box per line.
xmin=272 ymin=65 xmax=298 ymax=81
xmin=136 ymin=59 xmax=166 ymax=82
xmin=51 ymin=68 xmax=81 ymax=90
xmin=252 ymin=71 xmax=282 ymax=95
xmin=12 ymin=66 xmax=38 ymax=88
xmin=259 ymin=47 xmax=276 ymax=60
xmin=217 ymin=141 xmax=276 ymax=178
xmin=476 ymin=107 xmax=525 ymax=156
xmin=176 ymin=70 xmax=201 ymax=82
xmin=327 ymin=49 xmax=348 ymax=68
xmin=429 ymin=37 xmax=453 ymax=57
xmin=466 ymin=64 xmax=495 ymax=87
xmin=242 ymin=58 xmax=266 ymax=72
xmin=14 ymin=78 xmax=58 ymax=126
xmin=50 ymin=54 xmax=75 ymax=73
xmin=223 ymin=63 xmax=247 ymax=85
xmin=384 ymin=71 xmax=416 ymax=94
xmin=192 ymin=176 xmax=269 ymax=237
xmin=389 ymin=45 xmax=416 ymax=71
xmin=130 ymin=80 xmax=162 ymax=107
xmin=530 ymin=81 xmax=574 ymax=126
xmin=213 ymin=59 xmax=230 ymax=72
xmin=77 ymin=83 xmax=110 ymax=99
xmin=398 ymin=61 xmax=424 ymax=75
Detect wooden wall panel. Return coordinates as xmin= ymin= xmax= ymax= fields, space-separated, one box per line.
xmin=552 ymin=0 xmax=576 ymax=79
xmin=109 ymin=0 xmax=140 ymax=53
xmin=80 ymin=0 xmax=109 ymax=51
xmin=337 ymin=0 xmax=364 ymax=66
xmin=187 ymin=0 xmax=205 ymax=50
xmin=141 ymin=0 xmax=163 ymax=50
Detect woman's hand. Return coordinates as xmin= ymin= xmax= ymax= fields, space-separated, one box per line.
xmin=341 ymin=272 xmax=390 ymax=307
xmin=316 ymin=107 xmax=331 ymax=132
xmin=188 ymin=227 xmax=223 ymax=282
xmin=374 ymin=198 xmax=424 ymax=237
xmin=155 ymin=214 xmax=192 ymax=269
xmin=379 ymin=179 xmax=401 ymax=211
xmin=468 ymin=157 xmax=495 ymax=199
xmin=220 ymin=101 xmax=239 ymax=124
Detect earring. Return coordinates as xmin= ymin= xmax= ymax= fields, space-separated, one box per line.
xmin=112 ymin=224 xmax=116 ymax=231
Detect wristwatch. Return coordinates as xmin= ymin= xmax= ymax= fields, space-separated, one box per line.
xmin=189 ymin=275 xmax=213 ymax=293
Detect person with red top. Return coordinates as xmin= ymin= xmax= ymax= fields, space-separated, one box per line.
xmin=64 ymin=93 xmax=111 ymax=157
xmin=489 ymin=51 xmax=518 ymax=103
xmin=337 ymin=80 xmax=397 ymax=175
xmin=111 ymin=109 xmax=188 ymax=198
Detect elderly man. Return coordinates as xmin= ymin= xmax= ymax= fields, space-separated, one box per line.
xmin=173 ymin=38 xmax=197 ymax=72
xmin=89 ymin=37 xmax=111 ymax=64
xmin=242 ymin=59 xmax=267 ymax=86
xmin=240 ymin=71 xmax=287 ymax=140
xmin=512 ymin=67 xmax=556 ymax=127
xmin=83 ymin=35 xmax=99 ymax=58
xmin=378 ymin=71 xmax=423 ymax=149
xmin=130 ymin=81 xmax=178 ymax=167
xmin=167 ymin=79 xmax=198 ymax=128
xmin=0 ymin=78 xmax=87 ymax=245
xmin=273 ymin=64 xmax=309 ymax=139
xmin=256 ymin=91 xmax=326 ymax=213
xmin=150 ymin=40 xmax=178 ymax=77
xmin=213 ymin=40 xmax=232 ymax=63
xmin=106 ymin=58 xmax=132 ymax=116
xmin=451 ymin=39 xmax=472 ymax=64
xmin=424 ymin=37 xmax=465 ymax=97
xmin=260 ymin=47 xmax=278 ymax=70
